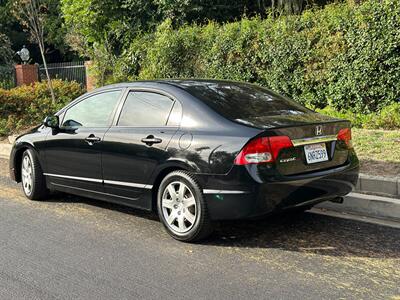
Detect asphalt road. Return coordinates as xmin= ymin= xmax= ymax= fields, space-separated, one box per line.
xmin=0 ymin=159 xmax=399 ymax=300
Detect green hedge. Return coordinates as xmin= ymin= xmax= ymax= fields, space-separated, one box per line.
xmin=0 ymin=80 xmax=83 ymax=136
xmin=317 ymin=103 xmax=400 ymax=130
xmin=108 ymin=0 xmax=400 ymax=114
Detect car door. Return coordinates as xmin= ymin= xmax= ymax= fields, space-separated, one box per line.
xmin=102 ymin=89 xmax=182 ymax=209
xmin=44 ymin=89 xmax=124 ymax=192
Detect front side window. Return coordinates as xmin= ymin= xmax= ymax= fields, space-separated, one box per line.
xmin=62 ymin=90 xmax=122 ymax=128
xmin=118 ymin=91 xmax=174 ymax=127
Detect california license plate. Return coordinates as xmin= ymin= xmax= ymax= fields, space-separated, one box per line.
xmin=304 ymin=143 xmax=329 ymax=164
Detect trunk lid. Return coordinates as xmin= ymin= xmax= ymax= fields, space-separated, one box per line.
xmin=234 ymin=112 xmax=341 ymax=130
xmin=250 ymin=114 xmax=352 ymax=176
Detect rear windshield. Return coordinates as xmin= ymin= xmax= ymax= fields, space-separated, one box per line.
xmin=179 ymin=81 xmax=311 ymax=121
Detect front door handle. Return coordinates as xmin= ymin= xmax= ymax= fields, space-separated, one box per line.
xmin=141 ymin=135 xmax=162 ymax=146
xmin=85 ymin=134 xmax=101 ymax=145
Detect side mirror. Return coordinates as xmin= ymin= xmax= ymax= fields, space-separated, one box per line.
xmin=43 ymin=115 xmax=59 ymax=129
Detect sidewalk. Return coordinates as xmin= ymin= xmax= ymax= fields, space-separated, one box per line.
xmin=0 ymin=143 xmax=11 ymax=159
xmin=1 ymin=140 xmax=399 ymax=222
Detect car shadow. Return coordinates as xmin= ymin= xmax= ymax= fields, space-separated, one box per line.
xmin=46 ymin=191 xmax=159 ymax=221
xmin=44 ymin=192 xmax=400 ymax=259
xmin=205 ymin=212 xmax=400 ymax=259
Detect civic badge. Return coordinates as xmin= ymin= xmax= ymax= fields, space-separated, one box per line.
xmin=315 ymin=125 xmax=323 ymax=136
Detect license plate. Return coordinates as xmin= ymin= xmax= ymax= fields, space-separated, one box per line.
xmin=304 ymin=143 xmax=329 ymax=164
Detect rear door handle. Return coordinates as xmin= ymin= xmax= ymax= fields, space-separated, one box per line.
xmin=141 ymin=135 xmax=162 ymax=146
xmin=85 ymin=134 xmax=101 ymax=145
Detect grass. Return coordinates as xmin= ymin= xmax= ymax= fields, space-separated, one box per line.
xmin=352 ymin=128 xmax=400 ymax=176
xmin=352 ymin=129 xmax=400 ymax=163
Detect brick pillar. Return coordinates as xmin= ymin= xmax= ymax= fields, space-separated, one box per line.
xmin=15 ymin=64 xmax=39 ymax=86
xmin=84 ymin=61 xmax=96 ymax=91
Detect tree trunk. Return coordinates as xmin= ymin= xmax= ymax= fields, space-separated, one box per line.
xmin=38 ymin=42 xmax=56 ymax=104
xmin=273 ymin=0 xmax=304 ymax=14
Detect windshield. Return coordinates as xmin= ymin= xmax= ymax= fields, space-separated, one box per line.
xmin=178 ymin=81 xmax=312 ymax=122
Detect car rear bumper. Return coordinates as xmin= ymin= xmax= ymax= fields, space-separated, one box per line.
xmin=198 ymin=157 xmax=359 ymax=220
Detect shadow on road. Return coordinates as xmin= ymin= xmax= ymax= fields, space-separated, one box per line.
xmin=206 ymin=212 xmax=400 ymax=259
xmin=45 ymin=191 xmax=400 ymax=259
xmin=47 ymin=191 xmax=159 ymax=221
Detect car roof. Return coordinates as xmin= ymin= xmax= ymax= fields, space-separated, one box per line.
xmin=94 ymin=79 xmax=245 ymax=91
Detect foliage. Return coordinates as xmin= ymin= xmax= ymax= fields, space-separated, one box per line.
xmin=0 ymin=0 xmax=75 ymax=63
xmin=0 ymin=0 xmax=28 ymax=57
xmin=61 ymin=0 xmax=328 ymax=59
xmin=13 ymin=0 xmax=57 ymax=103
xmin=60 ymin=0 xmax=334 ymax=82
xmin=42 ymin=0 xmax=71 ymax=56
xmin=0 ymin=66 xmax=16 ymax=90
xmin=0 ymin=33 xmax=13 ymax=66
xmin=0 ymin=80 xmax=83 ymax=136
xmin=317 ymin=103 xmax=400 ymax=130
xmin=102 ymin=0 xmax=400 ymax=114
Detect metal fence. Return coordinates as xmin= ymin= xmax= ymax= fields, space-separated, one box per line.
xmin=39 ymin=61 xmax=86 ymax=87
xmin=0 ymin=65 xmax=16 ymax=89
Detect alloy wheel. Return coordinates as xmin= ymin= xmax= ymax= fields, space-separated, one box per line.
xmin=21 ymin=155 xmax=33 ymax=196
xmin=161 ymin=181 xmax=197 ymax=233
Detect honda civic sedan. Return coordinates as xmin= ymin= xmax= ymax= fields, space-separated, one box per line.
xmin=9 ymin=80 xmax=359 ymax=242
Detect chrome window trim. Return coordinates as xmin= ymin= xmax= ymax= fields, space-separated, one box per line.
xmin=291 ymin=135 xmax=337 ymax=147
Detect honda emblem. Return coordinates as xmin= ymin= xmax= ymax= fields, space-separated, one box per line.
xmin=315 ymin=125 xmax=323 ymax=136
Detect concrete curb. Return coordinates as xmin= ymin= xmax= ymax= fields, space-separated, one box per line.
xmin=355 ymin=173 xmax=400 ymax=198
xmin=8 ymin=135 xmax=17 ymax=144
xmin=316 ymin=192 xmax=400 ymax=222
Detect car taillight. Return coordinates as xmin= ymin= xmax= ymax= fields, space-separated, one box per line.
xmin=234 ymin=136 xmax=293 ymax=165
xmin=337 ymin=128 xmax=353 ymax=148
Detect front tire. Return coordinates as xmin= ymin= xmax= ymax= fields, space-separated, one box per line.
xmin=21 ymin=149 xmax=49 ymax=200
xmin=157 ymin=171 xmax=213 ymax=242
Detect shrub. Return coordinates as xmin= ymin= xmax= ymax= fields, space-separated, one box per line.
xmin=376 ymin=103 xmax=400 ymax=129
xmin=106 ymin=0 xmax=400 ymax=114
xmin=317 ymin=102 xmax=400 ymax=130
xmin=0 ymin=80 xmax=84 ymax=136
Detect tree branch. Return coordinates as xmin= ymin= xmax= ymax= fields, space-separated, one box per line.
xmin=13 ymin=0 xmax=56 ymax=104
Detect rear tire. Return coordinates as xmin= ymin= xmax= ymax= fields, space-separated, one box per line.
xmin=157 ymin=170 xmax=213 ymax=242
xmin=21 ymin=149 xmax=49 ymax=200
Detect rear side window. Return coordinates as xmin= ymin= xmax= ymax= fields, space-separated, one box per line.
xmin=180 ymin=81 xmax=311 ymax=120
xmin=62 ymin=90 xmax=122 ymax=128
xmin=117 ymin=91 xmax=174 ymax=127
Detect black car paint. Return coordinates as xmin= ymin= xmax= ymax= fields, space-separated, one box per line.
xmin=9 ymin=80 xmax=359 ymax=220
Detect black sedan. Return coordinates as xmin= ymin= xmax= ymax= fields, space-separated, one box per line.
xmin=9 ymin=80 xmax=359 ymax=242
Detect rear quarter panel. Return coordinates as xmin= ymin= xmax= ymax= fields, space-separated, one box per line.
xmin=157 ymin=125 xmax=260 ymax=177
